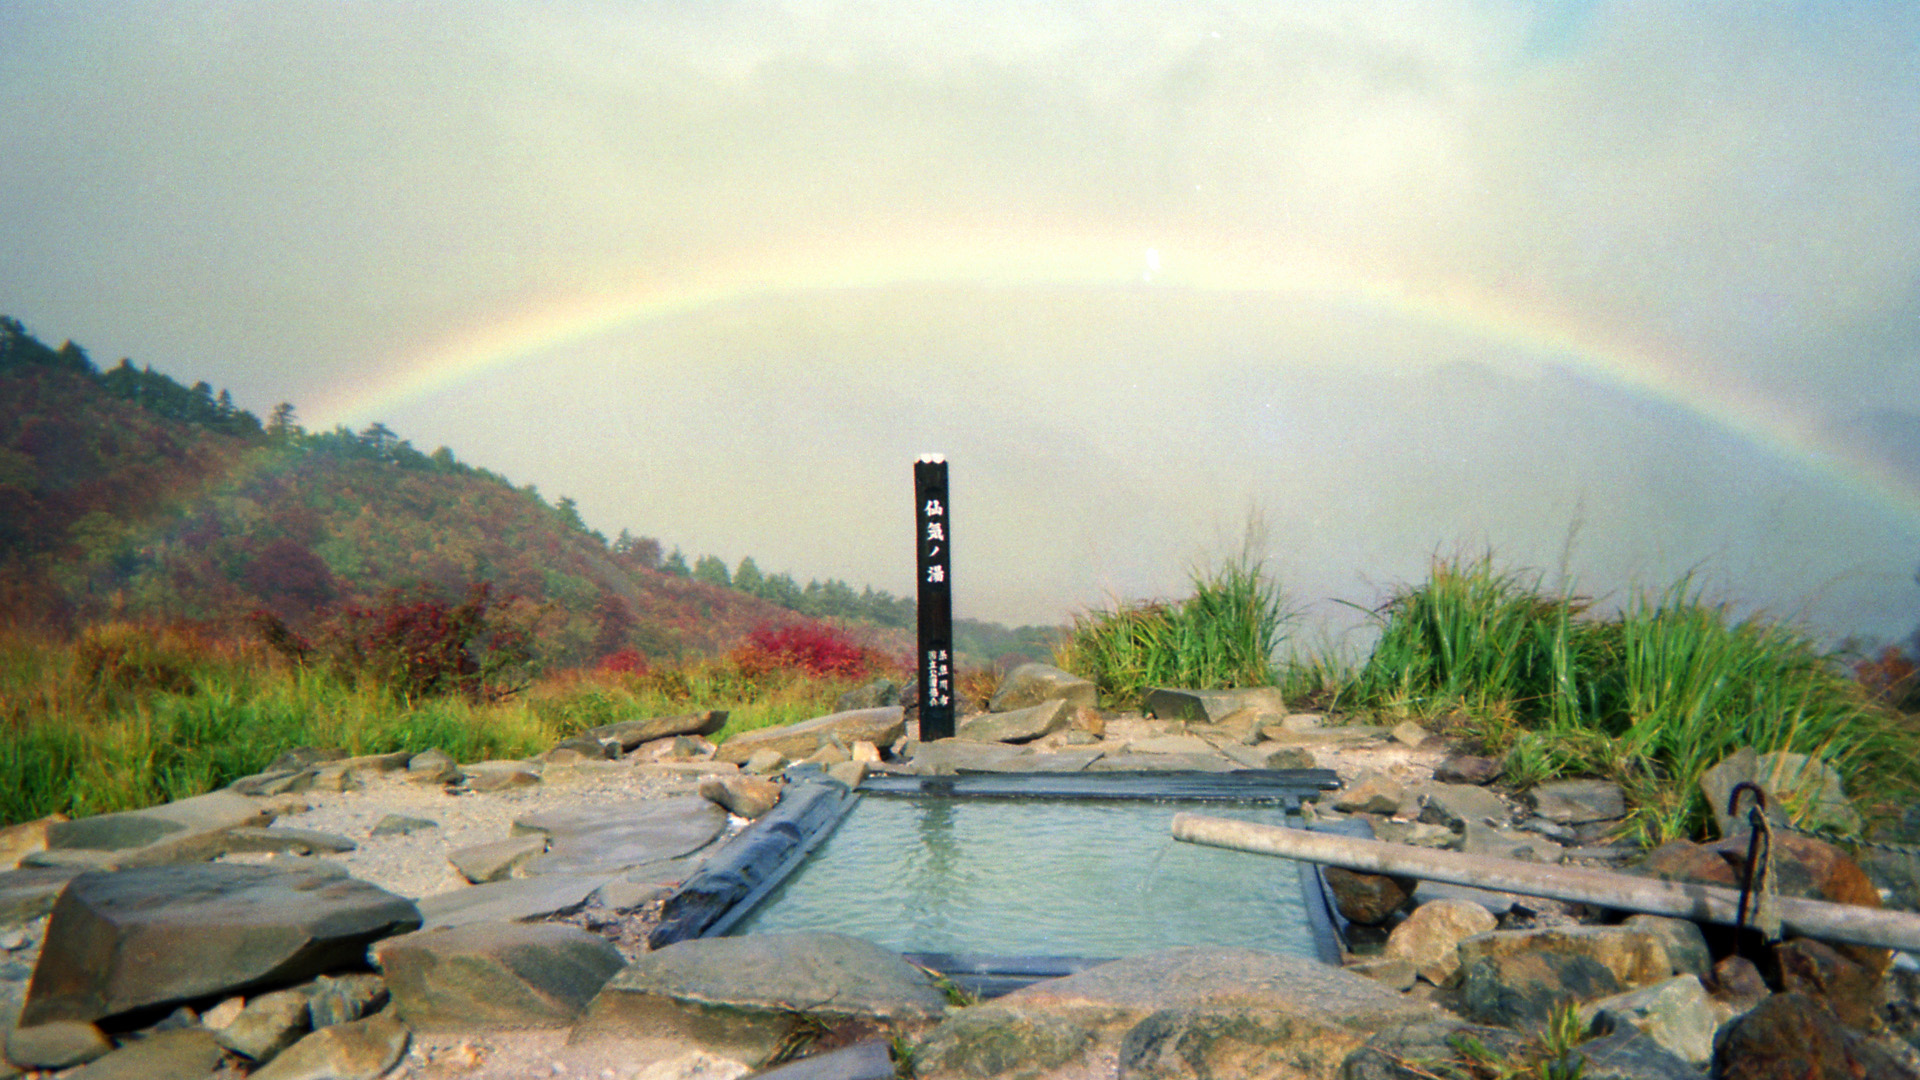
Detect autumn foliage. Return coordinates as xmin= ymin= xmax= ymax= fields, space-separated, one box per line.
xmin=731 ymin=622 xmax=894 ymax=680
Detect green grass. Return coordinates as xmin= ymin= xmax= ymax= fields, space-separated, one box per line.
xmin=1336 ymin=555 xmax=1914 ymax=843
xmin=1053 ymin=551 xmax=1290 ymax=708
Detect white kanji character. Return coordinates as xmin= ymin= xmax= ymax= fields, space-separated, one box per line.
xmin=924 ymin=499 xmax=944 ymax=517
xmin=926 ymin=523 xmax=945 ymax=542
xmin=927 ymin=565 xmax=945 ymax=583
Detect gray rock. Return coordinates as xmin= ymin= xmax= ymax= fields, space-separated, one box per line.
xmin=966 ymin=749 xmax=1104 ymax=773
xmin=416 ymin=873 xmax=615 ymax=930
xmin=1620 ymin=916 xmax=1711 ymax=978
xmin=1383 ymin=898 xmax=1498 ymax=985
xmin=1434 ymin=755 xmax=1503 ymax=785
xmin=958 ymin=699 xmax=1072 ymax=744
xmin=988 ymin=663 xmax=1098 ymax=713
xmin=1461 ymin=821 xmax=1564 ymax=862
xmin=63 ymin=1028 xmax=224 ymax=1080
xmin=0 ymin=869 xmax=82 ymax=927
xmin=1529 ymin=779 xmax=1628 ymax=825
xmin=1755 ymin=751 xmax=1862 ymax=835
xmin=1569 ymin=1027 xmax=1704 ymax=1080
xmin=221 ymin=826 xmax=358 ymax=856
xmin=306 ymin=973 xmax=388 ymax=1029
xmin=0 ymin=816 xmax=62 ymax=872
xmin=716 ymin=708 xmax=905 ymax=766
xmin=214 ymin=986 xmax=313 ymax=1062
xmin=19 ymin=863 xmax=420 ymax=1027
xmin=1124 ymin=734 xmax=1219 ymax=756
xmin=826 ymin=760 xmax=869 ymax=788
xmin=407 ymin=748 xmax=458 ymax=784
xmin=1141 ymin=686 xmax=1286 ymax=724
xmin=836 ymin=679 xmax=900 ymax=712
xmin=249 ymin=1014 xmax=410 ymax=1080
xmin=460 ymin=760 xmax=540 ymax=792
xmin=1340 ymin=1019 xmax=1531 ymax=1080
xmin=750 ymin=1037 xmax=896 ymax=1080
xmin=1389 ymin=719 xmax=1431 ymax=746
xmin=1368 ymin=820 xmax=1459 ymax=849
xmin=1581 ymin=975 xmax=1717 ymax=1067
xmin=375 ymin=921 xmax=624 ymax=1030
xmin=698 ymin=776 xmax=783 ymax=819
xmin=917 ymin=947 xmax=1434 ymax=1080
xmin=1218 ymin=742 xmax=1316 ymax=770
xmin=1458 ymin=949 xmax=1624 ymax=1028
xmin=546 ymin=736 xmax=618 ymax=761
xmin=448 ymin=834 xmax=549 ymax=884
xmin=4 ymin=1019 xmax=112 ymax=1069
xmin=369 ymin=814 xmax=437 ymax=838
xmin=745 ymin=749 xmax=786 ymax=775
xmin=1086 ymin=752 xmax=1239 ymax=772
xmin=904 ymin=740 xmax=1031 ymax=775
xmin=44 ymin=791 xmax=274 ymax=852
xmin=584 ymin=711 xmax=728 ymax=752
xmin=228 ymin=769 xmax=316 ymax=797
xmin=1417 ymin=782 xmax=1512 ymax=831
xmin=574 ymin=932 xmax=945 ymax=1069
xmin=515 ymin=796 xmax=728 ymax=877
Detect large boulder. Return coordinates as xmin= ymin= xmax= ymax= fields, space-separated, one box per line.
xmin=958 ymin=699 xmax=1073 ymax=744
xmin=574 ymin=932 xmax=946 ymax=1069
xmin=987 ymin=665 xmax=1097 ymax=713
xmin=1700 ymin=747 xmax=1861 ymax=838
xmin=715 ymin=708 xmax=905 ymax=765
xmin=1382 ymin=899 xmax=1498 ymax=985
xmin=374 ymin=921 xmax=625 ymax=1030
xmin=249 ymin=1014 xmax=410 ymax=1080
xmin=20 ymin=863 xmax=419 ymax=1027
xmin=42 ymin=791 xmax=273 ymax=853
xmin=1714 ymin=992 xmax=1912 ymax=1080
xmin=914 ymin=947 xmax=1438 ymax=1080
xmin=1452 ymin=925 xmax=1682 ymax=1028
xmin=1142 ymin=687 xmax=1286 ymax=724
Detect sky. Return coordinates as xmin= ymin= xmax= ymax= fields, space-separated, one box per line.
xmin=3 ymin=1 xmax=1919 ymax=652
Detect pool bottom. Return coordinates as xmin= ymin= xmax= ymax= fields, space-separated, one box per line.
xmin=729 ymin=794 xmax=1343 ymax=980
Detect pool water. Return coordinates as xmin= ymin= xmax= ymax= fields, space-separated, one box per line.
xmin=731 ymin=795 xmax=1322 ymax=961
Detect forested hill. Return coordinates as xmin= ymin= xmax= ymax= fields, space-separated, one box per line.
xmin=0 ymin=316 xmax=968 ymax=667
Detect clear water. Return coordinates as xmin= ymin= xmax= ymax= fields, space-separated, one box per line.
xmin=732 ymin=796 xmax=1319 ymax=960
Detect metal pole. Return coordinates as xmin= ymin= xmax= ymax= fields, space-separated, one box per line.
xmin=1171 ymin=812 xmax=1920 ymax=954
xmin=915 ymin=456 xmax=954 ymax=741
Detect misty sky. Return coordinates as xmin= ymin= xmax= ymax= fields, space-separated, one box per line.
xmin=4 ymin=1 xmax=1918 ymax=651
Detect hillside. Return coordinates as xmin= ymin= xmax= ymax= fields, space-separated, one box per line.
xmin=0 ymin=316 xmax=900 ymax=667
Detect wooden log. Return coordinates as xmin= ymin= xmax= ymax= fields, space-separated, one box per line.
xmin=1171 ymin=812 xmax=1920 ymax=954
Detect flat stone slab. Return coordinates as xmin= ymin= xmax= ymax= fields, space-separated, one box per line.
xmin=575 ymin=932 xmax=945 ymax=1068
xmin=20 ymin=863 xmax=421 ymax=1026
xmin=966 ymin=749 xmax=1105 ymax=773
xmin=44 ymin=791 xmax=275 ymax=852
xmin=904 ymin=741 xmax=1031 ymax=775
xmin=957 ymin=700 xmax=1071 ymax=744
xmin=514 ymin=796 xmax=727 ymax=877
xmin=376 ymin=921 xmax=625 ymax=1031
xmin=1085 ymin=753 xmax=1239 ymax=772
xmin=0 ymin=868 xmax=83 ymax=927
xmin=987 ymin=664 xmax=1097 ymax=713
xmin=715 ymin=708 xmax=906 ymax=765
xmin=416 ymin=873 xmax=616 ymax=930
xmin=585 ymin=711 xmax=728 ymax=751
xmin=1142 ymin=687 xmax=1286 ymax=723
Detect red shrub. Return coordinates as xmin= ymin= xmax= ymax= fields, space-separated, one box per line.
xmin=732 ymin=622 xmax=887 ymax=679
xmin=598 ymin=646 xmax=650 ymax=677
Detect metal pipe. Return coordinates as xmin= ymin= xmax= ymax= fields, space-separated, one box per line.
xmin=1171 ymin=812 xmax=1920 ymax=954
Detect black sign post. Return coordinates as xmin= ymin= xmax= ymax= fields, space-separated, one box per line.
xmin=915 ymin=455 xmax=954 ymax=741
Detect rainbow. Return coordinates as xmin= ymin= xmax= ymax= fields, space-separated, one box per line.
xmin=305 ymin=229 xmax=1920 ymax=528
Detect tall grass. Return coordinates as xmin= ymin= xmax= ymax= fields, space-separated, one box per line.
xmin=1054 ymin=553 xmax=1289 ymax=708
xmin=1341 ymin=555 xmax=1913 ymax=843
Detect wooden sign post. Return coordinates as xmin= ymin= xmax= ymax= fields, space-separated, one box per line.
xmin=915 ymin=455 xmax=954 ymax=740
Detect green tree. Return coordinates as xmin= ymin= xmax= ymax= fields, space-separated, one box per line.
xmin=662 ymin=548 xmax=691 ymax=577
xmin=734 ymin=556 xmax=765 ymax=596
xmin=692 ymin=554 xmax=731 ymax=588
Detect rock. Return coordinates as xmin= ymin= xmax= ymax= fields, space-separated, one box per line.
xmin=837 ymin=679 xmax=900 ymax=712
xmin=1389 ymin=720 xmax=1431 ymax=747
xmin=1458 ymin=948 xmax=1624 ymax=1028
xmin=1569 ymin=1027 xmax=1705 ymax=1080
xmin=1416 ymin=782 xmax=1512 ymax=831
xmin=1528 ymin=779 xmax=1628 ymax=825
xmin=1340 ymin=1020 xmax=1532 ymax=1080
xmin=1218 ymin=743 xmax=1316 ymax=770
xmin=63 ymin=1027 xmax=224 ymax=1080
xmin=1775 ymin=937 xmax=1886 ymax=1032
xmin=44 ymin=790 xmax=274 ymax=852
xmin=221 ymin=826 xmax=358 ymax=855
xmin=546 ymin=736 xmax=618 ymax=762
xmin=249 ymin=1014 xmax=410 ymax=1080
xmin=915 ymin=947 xmax=1434 ymax=1080
xmin=717 ymin=708 xmax=905 ymax=765
xmin=214 ymin=986 xmax=313 ymax=1062
xmin=515 ymin=796 xmax=728 ymax=877
xmin=1140 ymin=686 xmax=1286 ymax=724
xmin=903 ymin=740 xmax=1031 ymax=775
xmin=1706 ymin=955 xmax=1772 ymax=1014
xmin=448 ymin=834 xmax=549 ymax=884
xmin=699 ymin=776 xmax=783 ymax=819
xmin=958 ymin=699 xmax=1072 ymax=744
xmin=0 ymin=868 xmax=83 ymax=926
xmin=1581 ymin=975 xmax=1717 ymax=1067
xmin=1621 ymin=916 xmax=1712 ymax=978
xmin=575 ymin=932 xmax=946 ymax=1068
xmin=306 ymin=973 xmax=388 ymax=1029
xmin=1455 ymin=925 xmax=1679 ymax=994
xmin=1087 ymin=752 xmax=1239 ymax=773
xmin=1434 ymin=755 xmax=1502 ymax=785
xmin=1700 ymin=747 xmax=1862 ymax=839
xmin=20 ymin=863 xmax=421 ymax=1027
xmin=1383 ymin=899 xmax=1498 ymax=985
xmin=802 ymin=742 xmax=850 ymax=765
xmin=744 ymin=749 xmax=786 ymax=775
xmin=1334 ymin=771 xmax=1408 ymax=815
xmin=989 ymin=664 xmax=1098 ymax=713
xmin=1369 ymin=820 xmax=1459 ymax=849
xmin=0 ymin=817 xmax=64 ymax=871
xmin=1125 ymin=735 xmax=1219 ymax=757
xmin=1323 ymin=867 xmax=1417 ymax=925
xmin=582 ymin=711 xmax=728 ymax=752
xmin=369 ymin=814 xmax=437 ymax=838
xmin=375 ymin=921 xmax=625 ymax=1030
xmin=416 ymin=873 xmax=614 ymax=930
xmin=461 ymin=760 xmax=541 ymax=792
xmin=1344 ymin=957 xmax=1418 ymax=992
xmin=1461 ymin=821 xmax=1565 ymax=862
xmin=407 ymin=748 xmax=459 ymax=783
xmin=750 ymin=1036 xmax=895 ymax=1080
xmin=826 ymin=760 xmax=869 ymax=788
xmin=4 ymin=1019 xmax=112 ymax=1069
xmin=1714 ymin=992 xmax=1913 ymax=1080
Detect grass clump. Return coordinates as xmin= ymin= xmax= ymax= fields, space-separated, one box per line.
xmin=1053 ymin=551 xmax=1288 ymax=709
xmin=1340 ymin=554 xmax=1911 ymax=843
